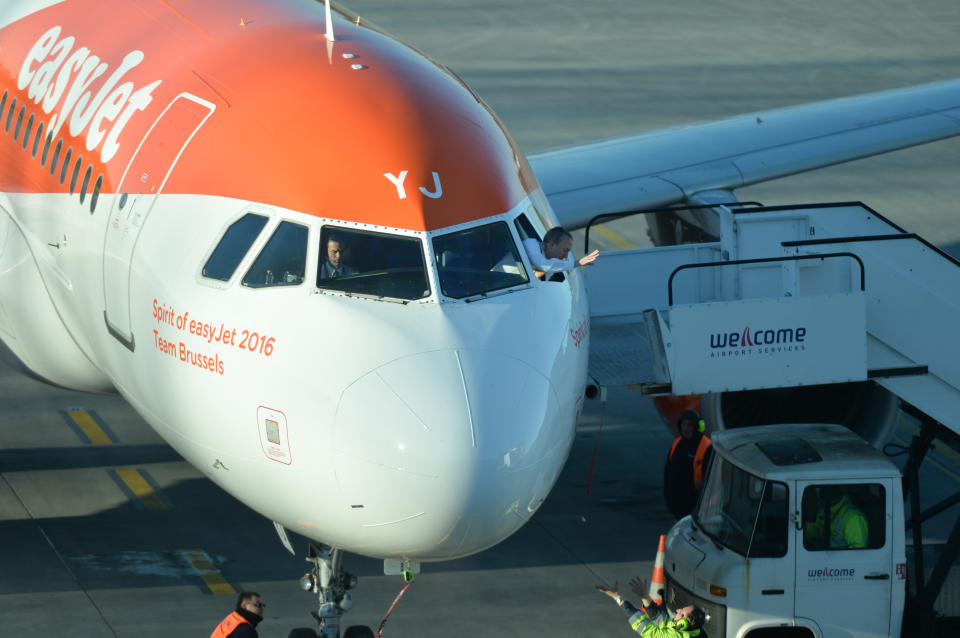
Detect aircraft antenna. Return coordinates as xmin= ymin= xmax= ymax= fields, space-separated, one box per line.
xmin=324 ymin=0 xmax=336 ymax=41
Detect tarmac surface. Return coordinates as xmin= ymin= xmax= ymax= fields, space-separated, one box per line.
xmin=2 ymin=1 xmax=960 ymax=637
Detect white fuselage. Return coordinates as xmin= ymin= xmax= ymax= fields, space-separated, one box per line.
xmin=0 ymin=186 xmax=589 ymax=560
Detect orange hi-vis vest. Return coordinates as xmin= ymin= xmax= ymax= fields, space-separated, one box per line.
xmin=669 ymin=435 xmax=712 ymax=491
xmin=211 ymin=611 xmax=251 ymax=638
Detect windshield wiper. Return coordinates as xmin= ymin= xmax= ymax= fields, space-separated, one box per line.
xmin=462 ymin=284 xmax=530 ymax=302
xmin=692 ymin=516 xmax=725 ymax=551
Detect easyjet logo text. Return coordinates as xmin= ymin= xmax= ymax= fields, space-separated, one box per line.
xmin=18 ymin=26 xmax=162 ymax=164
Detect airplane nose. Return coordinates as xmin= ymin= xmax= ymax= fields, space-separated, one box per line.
xmin=333 ymin=348 xmax=568 ymax=559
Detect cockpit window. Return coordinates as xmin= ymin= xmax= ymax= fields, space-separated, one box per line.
xmin=433 ymin=221 xmax=528 ymax=299
xmin=242 ymin=221 xmax=308 ymax=287
xmin=203 ymin=213 xmax=269 ymax=281
xmin=317 ymin=227 xmax=430 ymax=300
xmin=514 ymin=213 xmax=541 ymax=243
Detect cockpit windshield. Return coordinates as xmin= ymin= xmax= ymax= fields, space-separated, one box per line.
xmin=432 ymin=221 xmax=528 ymax=298
xmin=317 ymin=227 xmax=430 ymax=300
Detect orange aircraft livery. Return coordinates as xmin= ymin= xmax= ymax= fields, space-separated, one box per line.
xmin=0 ymin=0 xmax=535 ymax=230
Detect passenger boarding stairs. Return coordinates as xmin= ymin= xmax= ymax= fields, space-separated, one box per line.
xmin=585 ymin=202 xmax=960 ymax=433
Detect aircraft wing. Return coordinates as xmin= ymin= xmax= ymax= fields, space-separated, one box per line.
xmin=530 ymin=79 xmax=960 ymax=229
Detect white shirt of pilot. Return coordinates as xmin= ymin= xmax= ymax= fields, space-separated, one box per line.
xmin=522 ymin=237 xmax=575 ymax=276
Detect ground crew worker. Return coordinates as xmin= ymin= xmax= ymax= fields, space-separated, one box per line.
xmin=805 ymin=488 xmax=869 ymax=549
xmin=663 ymin=410 xmax=712 ymax=519
xmin=211 ymin=591 xmax=265 ymax=638
xmin=596 ymin=580 xmax=707 ymax=637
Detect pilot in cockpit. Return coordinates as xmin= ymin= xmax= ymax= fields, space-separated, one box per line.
xmin=523 ymin=226 xmax=599 ymax=281
xmin=319 ymin=234 xmax=358 ymax=280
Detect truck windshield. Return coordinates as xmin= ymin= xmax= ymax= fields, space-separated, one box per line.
xmin=694 ymin=457 xmax=788 ymax=557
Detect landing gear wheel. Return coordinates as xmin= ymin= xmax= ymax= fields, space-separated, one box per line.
xmin=344 ymin=626 xmax=375 ymax=638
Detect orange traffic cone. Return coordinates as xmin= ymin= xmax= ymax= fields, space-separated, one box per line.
xmin=648 ymin=534 xmax=666 ymax=604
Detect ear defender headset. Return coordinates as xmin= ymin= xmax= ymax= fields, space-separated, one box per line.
xmin=676 ymin=607 xmax=707 ymax=632
xmin=679 ymin=409 xmax=706 ymax=433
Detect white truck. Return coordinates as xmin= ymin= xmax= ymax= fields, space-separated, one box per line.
xmin=664 ymin=423 xmax=906 ymax=638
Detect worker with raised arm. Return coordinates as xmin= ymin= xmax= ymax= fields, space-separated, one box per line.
xmin=597 ymin=578 xmax=707 ymax=637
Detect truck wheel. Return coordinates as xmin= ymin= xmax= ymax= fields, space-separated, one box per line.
xmin=343 ymin=626 xmax=375 ymax=638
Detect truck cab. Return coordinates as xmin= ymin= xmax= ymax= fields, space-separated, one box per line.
xmin=664 ymin=423 xmax=906 ymax=638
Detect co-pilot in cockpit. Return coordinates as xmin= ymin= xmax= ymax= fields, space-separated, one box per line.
xmin=318 ymin=233 xmax=357 ymax=280
xmin=317 ymin=226 xmax=430 ymax=300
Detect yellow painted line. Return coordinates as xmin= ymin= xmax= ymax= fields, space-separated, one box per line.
xmin=594 ymin=223 xmax=636 ymax=250
xmin=67 ymin=409 xmax=112 ymax=445
xmin=114 ymin=468 xmax=168 ymax=511
xmin=181 ymin=548 xmax=236 ymax=595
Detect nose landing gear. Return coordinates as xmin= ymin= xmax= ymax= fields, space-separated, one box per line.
xmin=288 ymin=543 xmax=373 ymax=638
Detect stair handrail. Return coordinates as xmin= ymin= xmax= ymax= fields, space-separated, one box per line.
xmin=667 ymin=252 xmax=865 ymax=306
xmin=582 ymin=201 xmax=762 ymax=252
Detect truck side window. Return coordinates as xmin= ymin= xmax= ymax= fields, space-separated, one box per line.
xmin=203 ymin=213 xmax=269 ymax=281
xmin=242 ymin=221 xmax=308 ymax=287
xmin=802 ymin=484 xmax=885 ymax=550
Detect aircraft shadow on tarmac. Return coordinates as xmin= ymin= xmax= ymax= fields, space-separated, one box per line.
xmin=0 ymin=418 xmax=675 ymax=597
xmin=0 ymin=445 xmax=182 ymax=472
